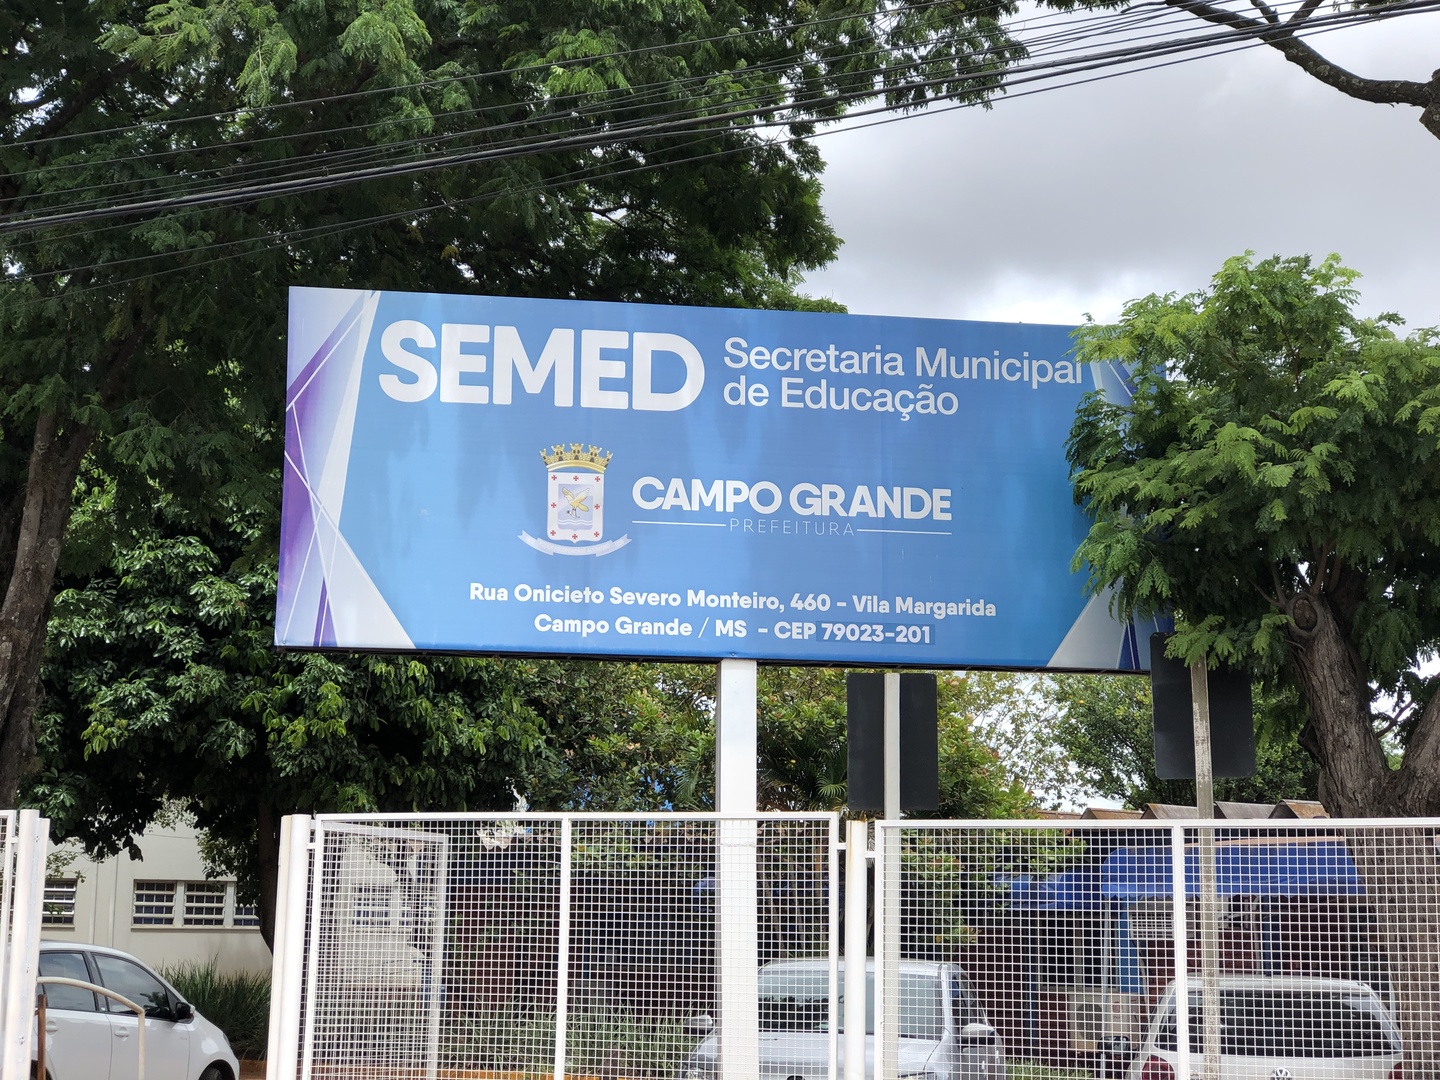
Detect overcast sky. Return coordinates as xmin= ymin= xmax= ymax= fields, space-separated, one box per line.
xmin=801 ymin=9 xmax=1440 ymax=331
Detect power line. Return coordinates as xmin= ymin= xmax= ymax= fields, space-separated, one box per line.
xmin=6 ymin=0 xmax=1430 ymax=242
xmin=0 ymin=0 xmax=1374 ymax=244
xmin=8 ymin=0 xmax=1431 ymax=308
xmin=5 ymin=0 xmax=1106 ymax=208
xmin=2 ymin=0 xmax=1006 ymax=152
xmin=0 ymin=0 xmax=1316 ymax=207
xmin=0 ymin=0 xmax=1335 ymax=210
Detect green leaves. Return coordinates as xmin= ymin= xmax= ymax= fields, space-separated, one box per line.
xmin=236 ymin=22 xmax=299 ymax=104
xmin=1042 ymin=674 xmax=1315 ymax=809
xmin=1068 ymin=252 xmax=1440 ymax=804
xmin=11 ymin=0 xmax=996 ymax=820
xmin=743 ymin=667 xmax=1032 ymax=818
xmin=338 ymin=3 xmax=432 ymax=72
xmin=29 ymin=474 xmax=728 ymax=887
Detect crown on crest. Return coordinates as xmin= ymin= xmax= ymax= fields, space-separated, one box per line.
xmin=540 ymin=443 xmax=612 ymax=472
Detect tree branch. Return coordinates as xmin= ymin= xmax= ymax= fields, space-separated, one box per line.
xmin=1423 ymin=69 xmax=1440 ymax=139
xmin=1373 ymin=699 xmax=1415 ymax=738
xmin=1248 ymin=0 xmax=1282 ymax=27
xmin=1264 ymin=35 xmax=1432 ymax=109
xmin=1324 ymin=541 xmax=1344 ymax=594
xmin=1284 ymin=0 xmax=1326 ymax=28
xmin=1165 ymin=0 xmax=1269 ymax=35
xmin=1162 ymin=0 xmax=1435 ymax=128
xmin=1269 ymin=560 xmax=1288 ymax=605
xmin=20 ymin=59 xmax=139 ymax=148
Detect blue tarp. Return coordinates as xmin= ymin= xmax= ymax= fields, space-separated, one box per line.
xmin=1001 ymin=840 xmax=1361 ymax=1001
xmin=1005 ymin=839 xmax=1364 ymax=908
xmin=1007 ymin=868 xmax=1107 ymax=912
xmin=1100 ymin=839 xmax=1363 ymax=899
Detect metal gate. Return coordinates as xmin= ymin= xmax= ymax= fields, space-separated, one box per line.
xmin=1 ymin=809 xmax=51 ymax=1080
xmin=268 ymin=812 xmax=840 ymax=1080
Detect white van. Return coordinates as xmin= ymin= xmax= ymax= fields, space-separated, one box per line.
xmin=680 ymin=958 xmax=1006 ymax=1079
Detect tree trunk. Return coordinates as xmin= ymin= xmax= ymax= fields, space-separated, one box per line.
xmin=1346 ymin=827 xmax=1440 ymax=1079
xmin=0 ymin=412 xmax=93 ymax=807
xmin=1283 ymin=596 xmax=1440 ymax=1074
xmin=1282 ymin=592 xmax=1391 ymax=816
xmin=257 ymin=798 xmax=282 ymax=952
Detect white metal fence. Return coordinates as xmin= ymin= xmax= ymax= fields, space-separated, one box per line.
xmin=1 ymin=808 xmax=50 ymax=1080
xmin=269 ymin=814 xmax=1440 ymax=1080
xmin=268 ymin=812 xmax=840 ymax=1080
xmin=878 ymin=817 xmax=1440 ymax=1080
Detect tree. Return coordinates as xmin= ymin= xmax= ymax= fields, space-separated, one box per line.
xmin=1048 ymin=0 xmax=1440 ymax=140
xmin=0 ymin=0 xmax=1027 ymax=808
xmin=1058 ymin=675 xmax=1321 ymax=807
xmin=32 ymin=479 xmax=716 ymax=946
xmin=1067 ymin=251 xmax=1440 ymax=1071
xmin=976 ymin=673 xmax=1319 ymax=810
xmin=1068 ymin=253 xmax=1440 ymax=817
xmin=750 ymin=667 xmax=1033 ymax=818
xmin=33 ymin=477 xmax=1029 ymax=943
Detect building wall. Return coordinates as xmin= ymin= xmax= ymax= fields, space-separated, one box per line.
xmin=45 ymin=822 xmax=271 ymax=976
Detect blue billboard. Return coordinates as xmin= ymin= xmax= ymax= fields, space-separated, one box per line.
xmin=278 ymin=287 xmax=1158 ymax=670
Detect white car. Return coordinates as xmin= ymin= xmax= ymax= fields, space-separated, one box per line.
xmin=1122 ymin=974 xmax=1401 ymax=1080
xmin=679 ymin=958 xmax=1006 ymax=1079
xmin=34 ymin=941 xmax=241 ymax=1080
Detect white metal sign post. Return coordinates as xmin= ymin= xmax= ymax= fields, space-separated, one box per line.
xmin=716 ymin=658 xmax=760 ymax=1080
xmin=842 ymin=673 xmax=904 ymax=1080
xmin=1191 ymin=660 xmax=1221 ymax=1080
xmin=877 ymin=674 xmax=902 ymax=1080
xmin=266 ymin=813 xmax=313 ymax=1080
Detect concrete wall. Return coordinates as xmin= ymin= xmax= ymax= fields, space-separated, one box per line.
xmin=45 ymin=821 xmax=271 ymax=976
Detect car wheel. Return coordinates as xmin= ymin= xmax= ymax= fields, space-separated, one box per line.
xmin=198 ymin=1065 xmax=227 ymax=1080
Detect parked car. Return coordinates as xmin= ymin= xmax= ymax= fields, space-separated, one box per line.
xmin=34 ymin=941 xmax=241 ymax=1080
xmin=1121 ymin=974 xmax=1401 ymax=1080
xmin=679 ymin=958 xmax=1006 ymax=1079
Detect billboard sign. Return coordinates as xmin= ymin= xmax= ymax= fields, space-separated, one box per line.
xmin=278 ymin=287 xmax=1158 ymax=670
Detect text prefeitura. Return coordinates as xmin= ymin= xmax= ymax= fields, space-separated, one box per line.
xmin=374 ymin=320 xmax=1082 ymax=414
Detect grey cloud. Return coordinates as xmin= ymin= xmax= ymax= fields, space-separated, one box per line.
xmin=802 ymin=16 xmax=1440 ymax=329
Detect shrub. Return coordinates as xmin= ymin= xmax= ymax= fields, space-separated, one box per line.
xmin=162 ymin=959 xmax=270 ymax=1059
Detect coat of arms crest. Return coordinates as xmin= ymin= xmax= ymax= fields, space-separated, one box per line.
xmin=519 ymin=443 xmax=632 ymax=557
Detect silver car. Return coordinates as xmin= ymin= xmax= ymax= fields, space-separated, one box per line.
xmin=1122 ymin=974 xmax=1401 ymax=1080
xmin=35 ymin=941 xmax=241 ymax=1080
xmin=680 ymin=958 xmax=1006 ymax=1079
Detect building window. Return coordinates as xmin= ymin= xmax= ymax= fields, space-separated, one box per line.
xmin=132 ymin=881 xmax=259 ymax=930
xmin=352 ymin=884 xmax=393 ymax=929
xmin=183 ymin=882 xmax=226 ymax=926
xmin=233 ymin=902 xmax=261 ymax=929
xmin=133 ymin=881 xmax=178 ymax=926
xmin=42 ymin=879 xmax=78 ymax=927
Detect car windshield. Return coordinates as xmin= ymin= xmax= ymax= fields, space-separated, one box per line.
xmin=1155 ymin=987 xmax=1400 ymax=1058
xmin=757 ymin=968 xmax=944 ymax=1040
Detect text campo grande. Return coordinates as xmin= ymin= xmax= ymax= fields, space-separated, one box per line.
xmin=632 ymin=478 xmax=951 ymax=520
